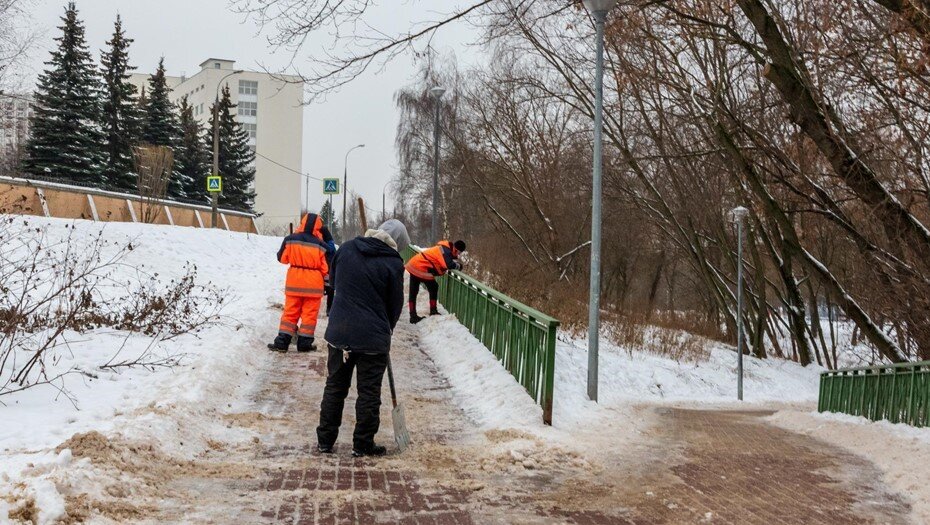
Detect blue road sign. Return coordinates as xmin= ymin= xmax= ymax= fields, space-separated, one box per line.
xmin=207 ymin=176 xmax=222 ymax=193
xmin=323 ymin=178 xmax=340 ymax=195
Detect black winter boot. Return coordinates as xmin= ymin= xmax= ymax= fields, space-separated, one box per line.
xmin=352 ymin=444 xmax=387 ymax=458
xmin=410 ymin=313 xmax=424 ymax=324
xmin=297 ymin=336 xmax=317 ymax=353
xmin=267 ymin=333 xmax=291 ymax=352
xmin=429 ymin=307 xmax=440 ymax=316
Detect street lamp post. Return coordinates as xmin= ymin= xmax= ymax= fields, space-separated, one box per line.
xmin=430 ymin=86 xmax=446 ymax=245
xmin=342 ymin=144 xmax=365 ymax=239
xmin=583 ymin=0 xmax=617 ymax=402
xmin=730 ymin=206 xmax=749 ymax=401
xmin=211 ymin=69 xmax=244 ymax=228
xmin=382 ymin=180 xmax=392 ymax=224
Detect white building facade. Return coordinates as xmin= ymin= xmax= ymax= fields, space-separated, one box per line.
xmin=130 ymin=58 xmax=304 ymax=233
xmin=0 ymin=94 xmax=33 ymax=177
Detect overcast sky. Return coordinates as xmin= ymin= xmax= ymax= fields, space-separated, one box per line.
xmin=24 ymin=0 xmax=485 ymax=219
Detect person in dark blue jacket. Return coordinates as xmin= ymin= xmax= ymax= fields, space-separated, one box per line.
xmin=316 ymin=219 xmax=410 ymax=457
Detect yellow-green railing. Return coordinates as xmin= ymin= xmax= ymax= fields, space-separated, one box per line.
xmin=819 ymin=361 xmax=930 ymax=426
xmin=402 ymin=246 xmax=559 ymax=424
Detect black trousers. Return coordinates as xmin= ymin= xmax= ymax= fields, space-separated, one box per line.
xmin=408 ymin=275 xmax=439 ymax=305
xmin=324 ymin=284 xmax=334 ymax=314
xmin=316 ymin=345 xmax=388 ymax=450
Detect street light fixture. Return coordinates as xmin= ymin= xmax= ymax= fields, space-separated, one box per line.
xmin=211 ymin=69 xmax=245 ymax=228
xmin=583 ymin=0 xmax=618 ymax=402
xmin=430 ymin=86 xmax=446 ymax=244
xmin=342 ymin=143 xmax=365 ymax=239
xmin=729 ymin=205 xmax=750 ymax=401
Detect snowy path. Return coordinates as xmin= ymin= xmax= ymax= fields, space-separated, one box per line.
xmin=66 ymin=315 xmax=908 ymax=524
xmin=0 ymin=220 xmax=917 ymax=523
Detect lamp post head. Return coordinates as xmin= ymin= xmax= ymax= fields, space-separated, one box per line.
xmin=582 ymin=0 xmax=619 ymax=14
xmin=430 ymin=86 xmax=446 ymax=99
xmin=729 ymin=206 xmax=750 ymax=223
xmin=358 ymin=144 xmax=366 ymax=148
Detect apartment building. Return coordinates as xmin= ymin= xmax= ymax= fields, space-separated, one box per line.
xmin=130 ymin=58 xmax=304 ymax=232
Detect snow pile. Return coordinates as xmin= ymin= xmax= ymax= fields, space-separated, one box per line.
xmin=769 ymin=410 xmax=930 ymax=523
xmin=415 ymin=312 xmax=821 ymax=436
xmin=0 ymin=217 xmax=283 ymax=523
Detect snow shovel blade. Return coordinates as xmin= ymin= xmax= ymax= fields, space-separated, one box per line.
xmin=392 ymin=402 xmax=411 ymax=452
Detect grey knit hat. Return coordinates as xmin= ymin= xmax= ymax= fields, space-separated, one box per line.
xmin=376 ymin=219 xmax=410 ymax=253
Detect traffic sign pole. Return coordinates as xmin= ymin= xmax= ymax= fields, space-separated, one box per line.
xmin=207 ymin=176 xmax=222 ymax=229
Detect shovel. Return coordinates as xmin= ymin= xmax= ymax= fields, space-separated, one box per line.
xmin=387 ymin=355 xmax=411 ymax=452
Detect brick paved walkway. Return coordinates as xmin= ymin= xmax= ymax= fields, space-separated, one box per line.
xmin=145 ymin=319 xmax=910 ymax=524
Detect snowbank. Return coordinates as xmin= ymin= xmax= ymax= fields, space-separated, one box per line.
xmin=415 ymin=310 xmax=821 ymax=438
xmin=0 ymin=217 xmax=283 ymax=523
xmin=769 ymin=410 xmax=930 ymax=523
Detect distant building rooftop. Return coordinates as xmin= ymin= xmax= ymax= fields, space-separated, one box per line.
xmin=199 ymin=58 xmax=236 ymax=71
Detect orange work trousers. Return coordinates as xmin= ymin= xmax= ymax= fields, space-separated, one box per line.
xmin=278 ymin=295 xmax=322 ymax=338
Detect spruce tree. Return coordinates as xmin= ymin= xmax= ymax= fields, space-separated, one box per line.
xmin=100 ymin=15 xmax=141 ymax=191
xmin=175 ymin=96 xmax=209 ymax=202
xmin=23 ymin=2 xmax=104 ymax=184
xmin=142 ymin=58 xmax=184 ymax=198
xmin=320 ymin=199 xmax=338 ymax=238
xmin=207 ymin=85 xmax=256 ymax=211
xmin=141 ymin=58 xmax=179 ymax=148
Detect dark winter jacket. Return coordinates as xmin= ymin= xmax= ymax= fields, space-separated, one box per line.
xmin=324 ymin=235 xmax=404 ymax=353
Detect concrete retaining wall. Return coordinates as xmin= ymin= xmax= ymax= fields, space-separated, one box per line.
xmin=0 ymin=176 xmax=259 ymax=234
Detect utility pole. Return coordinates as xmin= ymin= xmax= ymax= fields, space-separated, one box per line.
xmin=430 ymin=86 xmax=445 ymax=245
xmin=342 ymin=144 xmax=365 ymax=240
xmin=582 ymin=0 xmax=618 ymax=402
xmin=211 ymin=70 xmax=243 ymax=228
xmin=382 ymin=180 xmax=391 ymax=224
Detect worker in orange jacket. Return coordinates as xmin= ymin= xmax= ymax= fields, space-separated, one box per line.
xmin=405 ymin=239 xmax=466 ymax=324
xmin=268 ymin=213 xmax=329 ymax=352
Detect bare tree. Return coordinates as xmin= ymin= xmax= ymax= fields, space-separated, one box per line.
xmin=133 ymin=144 xmax=173 ymax=223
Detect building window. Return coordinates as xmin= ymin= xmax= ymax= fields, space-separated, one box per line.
xmin=242 ymin=122 xmax=257 ymax=140
xmin=238 ymin=100 xmax=257 ymax=117
xmin=214 ymin=62 xmax=221 ymax=69
xmin=239 ymin=80 xmax=258 ymax=96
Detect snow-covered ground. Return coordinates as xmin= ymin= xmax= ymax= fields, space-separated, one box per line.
xmin=417 ymin=310 xmax=930 ymax=523
xmin=2 ymin=216 xmax=925 ymax=524
xmin=417 ymin=313 xmax=822 ymax=435
xmin=0 ymin=217 xmax=284 ymax=524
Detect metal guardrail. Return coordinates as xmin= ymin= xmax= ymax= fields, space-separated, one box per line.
xmin=402 ymin=245 xmax=559 ymax=424
xmin=819 ymin=361 xmax=930 ymax=427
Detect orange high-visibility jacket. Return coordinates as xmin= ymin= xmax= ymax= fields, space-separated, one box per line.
xmin=277 ymin=213 xmax=329 ymax=297
xmin=405 ymin=240 xmax=457 ymax=281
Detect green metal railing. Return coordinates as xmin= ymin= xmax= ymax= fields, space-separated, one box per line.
xmin=402 ymin=246 xmax=559 ymax=424
xmin=819 ymin=361 xmax=930 ymax=427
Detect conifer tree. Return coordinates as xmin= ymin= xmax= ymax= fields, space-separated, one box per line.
xmin=175 ymin=96 xmax=209 ymax=201
xmin=142 ymin=58 xmax=185 ymax=198
xmin=23 ymin=2 xmax=104 ymax=184
xmin=100 ymin=15 xmax=141 ymax=191
xmin=141 ymin=58 xmax=178 ymax=148
xmin=320 ymin=199 xmax=338 ymax=238
xmin=207 ymin=86 xmax=256 ymax=211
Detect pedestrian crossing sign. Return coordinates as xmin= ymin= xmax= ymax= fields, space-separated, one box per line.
xmin=323 ymin=178 xmax=340 ymax=195
xmin=207 ymin=176 xmax=222 ymax=193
